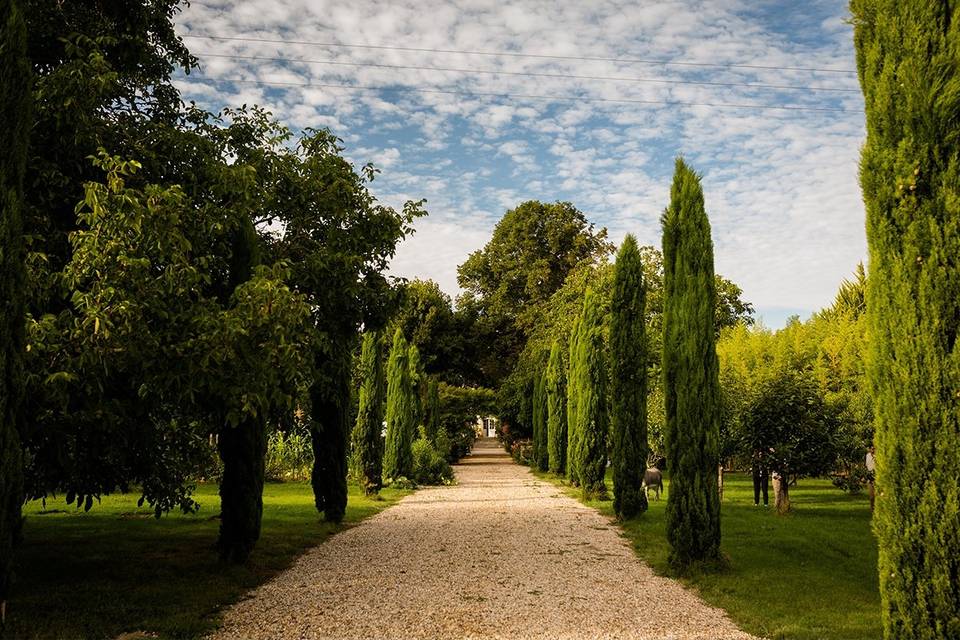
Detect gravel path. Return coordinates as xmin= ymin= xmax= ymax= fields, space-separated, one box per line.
xmin=210 ymin=439 xmax=757 ymax=640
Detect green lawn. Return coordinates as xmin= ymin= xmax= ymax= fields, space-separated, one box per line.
xmin=537 ymin=469 xmax=881 ymax=640
xmin=5 ymin=482 xmax=410 ymax=640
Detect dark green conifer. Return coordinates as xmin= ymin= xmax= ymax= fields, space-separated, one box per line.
xmin=611 ymin=234 xmax=649 ymax=519
xmin=423 ymin=377 xmax=441 ymax=446
xmin=546 ymin=340 xmax=567 ymax=475
xmin=0 ymin=0 xmax=30 ymax=610
xmin=662 ymin=158 xmax=721 ymax=569
xmin=532 ymin=369 xmax=549 ymax=471
xmin=310 ymin=352 xmax=351 ymax=523
xmin=383 ymin=329 xmax=414 ymax=480
xmin=851 ymin=2 xmax=960 ymax=636
xmin=566 ymin=315 xmax=582 ymax=485
xmin=573 ymin=288 xmax=608 ymax=499
xmin=409 ymin=344 xmax=423 ymax=430
xmin=351 ymin=332 xmax=385 ymax=495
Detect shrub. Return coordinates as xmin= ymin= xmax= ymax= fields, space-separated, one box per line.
xmin=510 ymin=439 xmax=534 ymax=465
xmin=265 ymin=426 xmax=313 ymax=482
xmin=411 ymin=430 xmax=453 ymax=485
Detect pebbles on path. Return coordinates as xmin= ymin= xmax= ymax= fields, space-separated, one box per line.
xmin=210 ymin=439 xmax=757 ymax=640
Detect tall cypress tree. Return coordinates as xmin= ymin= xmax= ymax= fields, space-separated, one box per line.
xmin=0 ymin=0 xmax=30 ymax=613
xmin=574 ymin=288 xmax=608 ymax=499
xmin=532 ymin=369 xmax=549 ymax=471
xmin=566 ymin=315 xmax=583 ymax=485
xmin=383 ymin=329 xmax=414 ymax=480
xmin=546 ymin=339 xmax=567 ymax=475
xmin=662 ymin=158 xmax=721 ymax=569
xmin=423 ymin=377 xmax=440 ymax=446
xmin=408 ymin=344 xmax=423 ymax=431
xmin=351 ymin=332 xmax=385 ymax=495
xmin=611 ymin=234 xmax=649 ymax=519
xmin=851 ymin=3 xmax=960 ymax=636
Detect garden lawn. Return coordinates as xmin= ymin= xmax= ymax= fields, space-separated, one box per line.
xmin=537 ymin=470 xmax=880 ymax=640
xmin=6 ymin=482 xmax=410 ymax=640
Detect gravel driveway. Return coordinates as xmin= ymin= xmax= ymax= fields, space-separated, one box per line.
xmin=210 ymin=439 xmax=756 ymax=640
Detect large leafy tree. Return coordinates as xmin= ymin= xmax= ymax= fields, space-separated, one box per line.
xmin=390 ymin=279 xmax=478 ymax=385
xmin=457 ymin=200 xmax=612 ymax=386
xmin=57 ymin=156 xmax=309 ymax=561
xmin=610 ymin=234 xmax=649 ymax=519
xmin=224 ymin=120 xmax=422 ymax=523
xmin=852 ymin=2 xmax=960 ymax=636
xmin=662 ymin=159 xmax=722 ymax=570
xmin=738 ymin=370 xmax=840 ymax=514
xmin=0 ymin=0 xmax=31 ymax=613
xmin=351 ymin=332 xmax=386 ymax=495
xmin=22 ymin=0 xmax=196 ymax=312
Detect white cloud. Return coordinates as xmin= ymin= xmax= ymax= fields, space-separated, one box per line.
xmin=175 ymin=0 xmax=865 ymax=323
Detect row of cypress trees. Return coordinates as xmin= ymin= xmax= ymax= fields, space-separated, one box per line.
xmin=354 ymin=328 xmax=440 ymax=488
xmin=531 ymin=159 xmax=722 ymax=571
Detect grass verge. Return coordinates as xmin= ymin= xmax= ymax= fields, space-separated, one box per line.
xmin=535 ymin=469 xmax=880 ymax=640
xmin=6 ymin=482 xmax=410 ymax=640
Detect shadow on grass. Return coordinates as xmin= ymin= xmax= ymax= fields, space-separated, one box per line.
xmin=5 ymin=482 xmax=410 ymax=640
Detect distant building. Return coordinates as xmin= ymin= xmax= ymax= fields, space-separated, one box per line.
xmin=476 ymin=415 xmax=499 ymax=438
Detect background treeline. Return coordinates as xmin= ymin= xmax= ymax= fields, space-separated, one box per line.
xmin=454 ymin=199 xmax=873 ymax=513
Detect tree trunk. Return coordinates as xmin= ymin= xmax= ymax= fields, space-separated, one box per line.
xmin=718 ymin=464 xmax=724 ymax=501
xmin=773 ymin=472 xmax=790 ymax=515
xmin=217 ymin=415 xmax=267 ymax=563
xmin=310 ymin=351 xmax=351 ymax=523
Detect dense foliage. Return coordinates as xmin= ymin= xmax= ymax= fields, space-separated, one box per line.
xmin=0 ymin=0 xmax=30 ymax=609
xmin=545 ymin=340 xmax=567 ymax=475
xmin=384 ymin=330 xmax=415 ymax=481
xmin=457 ymin=200 xmax=613 ymax=387
xmin=610 ymin=235 xmax=649 ymax=519
xmin=532 ymin=368 xmax=549 ymax=472
xmin=852 ymin=1 xmax=960 ymax=636
xmin=570 ymin=289 xmax=608 ymax=498
xmin=350 ymin=332 xmax=386 ymax=494
xmin=13 ymin=0 xmax=421 ymax=566
xmin=662 ymin=159 xmax=722 ymax=569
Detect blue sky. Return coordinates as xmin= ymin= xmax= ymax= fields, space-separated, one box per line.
xmin=174 ymin=0 xmax=866 ymax=329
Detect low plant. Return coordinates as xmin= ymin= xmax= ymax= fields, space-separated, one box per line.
xmin=265 ymin=426 xmax=313 ymax=482
xmin=412 ymin=431 xmax=454 ymax=485
xmin=510 ymin=438 xmax=534 ymax=465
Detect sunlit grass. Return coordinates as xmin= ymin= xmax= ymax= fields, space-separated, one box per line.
xmin=536 ymin=469 xmax=880 ymax=640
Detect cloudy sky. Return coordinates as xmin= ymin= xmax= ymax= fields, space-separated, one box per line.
xmin=173 ymin=0 xmax=865 ymax=328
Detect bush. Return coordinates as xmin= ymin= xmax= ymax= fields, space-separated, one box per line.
xmin=264 ymin=427 xmax=313 ymax=482
xmin=832 ymin=465 xmax=870 ymax=494
xmin=510 ymin=439 xmax=534 ymax=465
xmin=411 ymin=432 xmax=453 ymax=485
